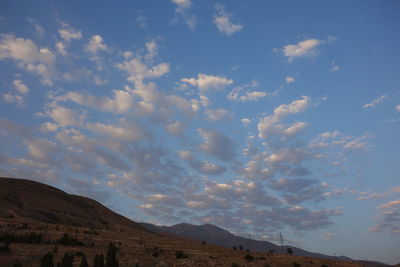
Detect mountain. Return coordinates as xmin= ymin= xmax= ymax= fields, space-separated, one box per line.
xmin=0 ymin=177 xmax=142 ymax=230
xmin=0 ymin=177 xmax=384 ymax=266
xmin=140 ymin=222 xmax=353 ymax=261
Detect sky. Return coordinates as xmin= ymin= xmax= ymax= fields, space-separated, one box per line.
xmin=0 ymin=0 xmax=399 ymax=264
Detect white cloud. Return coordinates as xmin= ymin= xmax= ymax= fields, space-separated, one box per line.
xmin=181 ymin=73 xmax=233 ymax=93
xmin=241 ymin=118 xmax=251 ymax=126
xmin=40 ymin=122 xmax=58 ymax=132
xmin=60 ymin=90 xmax=134 ymax=114
xmin=330 ymin=62 xmax=340 ymax=72
xmin=282 ymin=39 xmax=321 ymax=62
xmin=47 ymin=105 xmax=85 ymax=127
xmin=283 ymin=122 xmax=308 ymax=136
xmin=213 ymin=4 xmax=243 ymax=36
xmin=206 ymin=108 xmax=231 ymax=121
xmin=227 ymin=81 xmax=266 ymax=102
xmin=171 ymin=0 xmax=197 ymax=30
xmin=285 ymin=76 xmax=295 ymax=84
xmin=378 ymin=199 xmax=400 ymax=209
xmin=198 ymin=128 xmax=236 ymax=161
xmin=86 ymin=121 xmax=146 ymax=142
xmin=363 ymin=95 xmax=386 ymax=108
xmin=166 ymin=120 xmax=186 ymax=136
xmin=59 ymin=26 xmax=82 ymax=42
xmin=258 ymin=96 xmax=311 ymax=138
xmin=395 ymin=104 xmax=400 ymax=112
xmin=117 ymin=54 xmax=169 ymax=86
xmin=85 ymin=35 xmax=108 ymax=54
xmin=3 ymin=79 xmax=30 ymax=107
xmin=13 ymin=80 xmax=29 ymax=94
xmin=3 ymin=93 xmax=25 ymax=107
xmin=0 ymin=34 xmax=56 ymax=85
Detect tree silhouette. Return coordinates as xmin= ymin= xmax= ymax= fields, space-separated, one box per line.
xmin=40 ymin=252 xmax=54 ymax=267
xmin=58 ymin=252 xmax=73 ymax=267
xmin=287 ymin=247 xmax=293 ymax=254
xmin=94 ymin=254 xmax=105 ymax=267
xmin=80 ymin=255 xmax=89 ymax=267
xmin=105 ymin=243 xmax=119 ymax=267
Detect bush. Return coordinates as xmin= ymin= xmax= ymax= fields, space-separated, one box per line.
xmin=58 ymin=252 xmax=74 ymax=267
xmin=175 ymin=250 xmax=188 ymax=259
xmin=244 ymin=254 xmax=254 ymax=262
xmin=231 ymin=263 xmax=240 ymax=267
xmin=40 ymin=252 xmax=54 ymax=267
xmin=57 ymin=233 xmax=84 ymax=246
xmin=106 ymin=243 xmax=119 ymax=267
xmin=293 ymin=262 xmax=301 ymax=267
xmin=0 ymin=232 xmax=43 ymax=244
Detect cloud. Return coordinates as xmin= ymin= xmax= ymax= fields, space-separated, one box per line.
xmin=371 ymin=199 xmax=400 ymax=234
xmin=85 ymin=34 xmax=108 ymax=54
xmin=198 ymin=128 xmax=236 ymax=161
xmin=378 ymin=199 xmax=400 ymax=209
xmin=56 ymin=22 xmax=82 ymax=56
xmin=330 ymin=62 xmax=340 ymax=72
xmin=282 ymin=122 xmax=308 ymax=136
xmin=285 ymin=76 xmax=295 ymax=84
xmin=227 ymin=81 xmax=266 ymax=102
xmin=213 ymin=4 xmax=243 ymax=36
xmin=181 ymin=73 xmax=233 ymax=93
xmin=47 ymin=105 xmax=85 ymax=127
xmin=3 ymin=80 xmax=30 ymax=107
xmin=171 ymin=0 xmax=197 ymax=30
xmin=85 ymin=121 xmax=147 ymax=142
xmin=205 ymin=108 xmax=231 ymax=121
xmin=60 ymin=90 xmax=134 ymax=114
xmin=241 ymin=118 xmax=251 ymax=126
xmin=363 ymin=95 xmax=386 ymax=108
xmin=282 ymin=38 xmax=322 ymax=62
xmin=166 ymin=120 xmax=186 ymax=136
xmin=395 ymin=104 xmax=400 ymax=112
xmin=258 ymin=96 xmax=311 ymax=139
xmin=321 ymin=233 xmax=336 ymax=240
xmin=0 ymin=34 xmax=56 ymax=85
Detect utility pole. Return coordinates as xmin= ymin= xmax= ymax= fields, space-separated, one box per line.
xmin=248 ymin=234 xmax=252 ymax=251
xmin=279 ymin=232 xmax=284 ymax=254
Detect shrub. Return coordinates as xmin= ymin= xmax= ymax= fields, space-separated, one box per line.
xmin=231 ymin=263 xmax=240 ymax=267
xmin=40 ymin=252 xmax=54 ymax=267
xmin=80 ymin=255 xmax=89 ymax=267
xmin=244 ymin=254 xmax=254 ymax=262
xmin=106 ymin=243 xmax=119 ymax=267
xmin=57 ymin=233 xmax=84 ymax=246
xmin=175 ymin=250 xmax=188 ymax=259
xmin=58 ymin=252 xmax=74 ymax=267
xmin=293 ymin=262 xmax=301 ymax=267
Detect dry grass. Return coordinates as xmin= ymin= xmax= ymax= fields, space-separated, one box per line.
xmin=0 ymin=217 xmax=362 ymax=267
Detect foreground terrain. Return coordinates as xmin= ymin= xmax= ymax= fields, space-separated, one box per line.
xmin=0 ymin=177 xmax=387 ymax=266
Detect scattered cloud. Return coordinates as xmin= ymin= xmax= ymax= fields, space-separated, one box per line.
xmin=363 ymin=95 xmax=386 ymax=108
xmin=285 ymin=76 xmax=295 ymax=84
xmin=171 ymin=0 xmax=197 ymax=30
xmin=198 ymin=128 xmax=236 ymax=162
xmin=0 ymin=34 xmax=56 ymax=85
xmin=227 ymin=80 xmax=266 ymax=102
xmin=330 ymin=62 xmax=340 ymax=72
xmin=395 ymin=104 xmax=400 ymax=112
xmin=282 ymin=38 xmax=322 ymax=62
xmin=3 ymin=79 xmax=30 ymax=107
xmin=181 ymin=73 xmax=233 ymax=93
xmin=213 ymin=4 xmax=243 ymax=36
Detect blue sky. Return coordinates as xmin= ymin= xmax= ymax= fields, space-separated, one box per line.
xmin=1 ymin=0 xmax=399 ymax=264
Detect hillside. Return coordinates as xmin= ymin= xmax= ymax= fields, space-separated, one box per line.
xmin=0 ymin=177 xmax=374 ymax=266
xmin=140 ymin=222 xmax=352 ymax=261
xmin=0 ymin=177 xmax=141 ymax=230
